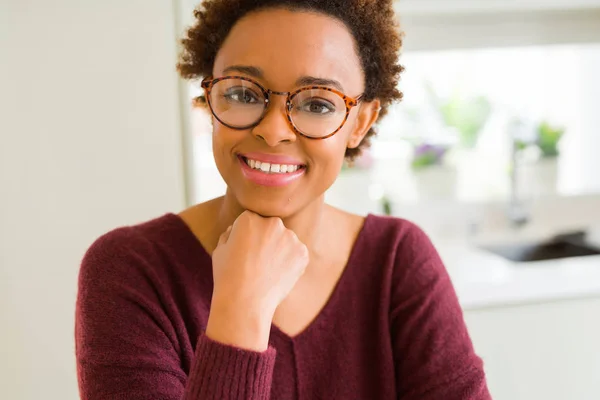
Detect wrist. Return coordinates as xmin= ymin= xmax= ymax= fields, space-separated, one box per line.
xmin=206 ymin=295 xmax=274 ymax=352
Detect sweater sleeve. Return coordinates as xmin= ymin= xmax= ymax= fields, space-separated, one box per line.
xmin=389 ymin=222 xmax=491 ymax=400
xmin=75 ymin=229 xmax=276 ymax=400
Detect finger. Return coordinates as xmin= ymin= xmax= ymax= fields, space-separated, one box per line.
xmin=232 ymin=210 xmax=252 ymax=230
xmin=217 ymin=225 xmax=232 ymax=247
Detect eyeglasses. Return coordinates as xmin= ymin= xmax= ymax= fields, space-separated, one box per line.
xmin=200 ymin=76 xmax=363 ymax=140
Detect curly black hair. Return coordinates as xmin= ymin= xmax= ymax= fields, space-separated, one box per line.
xmin=177 ymin=0 xmax=404 ymax=160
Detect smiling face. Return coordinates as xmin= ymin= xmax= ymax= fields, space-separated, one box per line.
xmin=210 ymin=7 xmax=380 ymax=217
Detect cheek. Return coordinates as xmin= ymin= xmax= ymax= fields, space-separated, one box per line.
xmin=211 ymin=127 xmax=226 ymax=167
xmin=306 ymin=134 xmax=349 ymax=177
xmin=211 ymin=124 xmax=242 ymax=175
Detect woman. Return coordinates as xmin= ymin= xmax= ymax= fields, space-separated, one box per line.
xmin=75 ymin=1 xmax=491 ymax=399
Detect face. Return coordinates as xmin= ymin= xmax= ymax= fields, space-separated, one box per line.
xmin=210 ymin=8 xmax=380 ymax=217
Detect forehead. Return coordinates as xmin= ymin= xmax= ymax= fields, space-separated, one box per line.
xmin=213 ymin=8 xmax=364 ymax=91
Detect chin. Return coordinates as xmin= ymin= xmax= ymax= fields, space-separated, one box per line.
xmin=235 ymin=192 xmax=300 ymax=219
xmin=221 ymin=166 xmax=329 ymax=219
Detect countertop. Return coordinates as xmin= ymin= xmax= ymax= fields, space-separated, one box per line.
xmin=438 ymin=242 xmax=600 ymax=311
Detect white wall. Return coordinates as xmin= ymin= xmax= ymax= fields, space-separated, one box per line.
xmin=465 ymin=297 xmax=600 ymax=400
xmin=0 ymin=1 xmax=187 ymax=399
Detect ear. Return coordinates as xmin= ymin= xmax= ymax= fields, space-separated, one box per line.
xmin=347 ymin=99 xmax=381 ymax=149
xmin=192 ymin=95 xmax=208 ymax=109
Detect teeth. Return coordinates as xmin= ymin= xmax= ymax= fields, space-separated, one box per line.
xmin=243 ymin=157 xmax=302 ymax=174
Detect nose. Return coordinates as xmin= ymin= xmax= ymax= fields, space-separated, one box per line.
xmin=251 ymin=94 xmax=297 ymax=147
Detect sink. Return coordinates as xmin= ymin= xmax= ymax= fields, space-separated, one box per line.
xmin=480 ymin=232 xmax=600 ymax=263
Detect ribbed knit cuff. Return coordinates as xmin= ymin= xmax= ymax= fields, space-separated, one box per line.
xmin=184 ymin=334 xmax=276 ymax=400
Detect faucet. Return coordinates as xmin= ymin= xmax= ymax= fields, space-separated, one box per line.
xmin=507 ymin=119 xmax=530 ymax=228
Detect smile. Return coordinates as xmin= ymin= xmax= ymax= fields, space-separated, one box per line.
xmin=238 ymin=154 xmax=307 ymax=187
xmin=242 ymin=156 xmax=304 ymax=174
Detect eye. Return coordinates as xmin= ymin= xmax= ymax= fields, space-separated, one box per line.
xmin=223 ymin=87 xmax=261 ymax=104
xmin=297 ymin=98 xmax=336 ymax=115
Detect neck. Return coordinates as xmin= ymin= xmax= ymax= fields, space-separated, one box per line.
xmin=214 ymin=189 xmax=328 ymax=255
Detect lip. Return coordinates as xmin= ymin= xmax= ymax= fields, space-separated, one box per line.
xmin=239 ymin=152 xmax=305 ymax=166
xmin=238 ymin=155 xmax=306 ymax=187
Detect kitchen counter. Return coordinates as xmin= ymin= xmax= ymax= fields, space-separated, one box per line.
xmin=438 ymin=242 xmax=600 ymax=310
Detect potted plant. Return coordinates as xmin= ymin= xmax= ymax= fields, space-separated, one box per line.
xmin=536 ymin=121 xmax=565 ymax=158
xmin=425 ymin=82 xmax=492 ymax=149
xmin=411 ymin=142 xmax=457 ymax=199
xmin=519 ymin=120 xmax=565 ymax=196
xmin=439 ymin=94 xmax=492 ymax=149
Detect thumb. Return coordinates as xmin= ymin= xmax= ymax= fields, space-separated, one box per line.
xmin=217 ymin=225 xmax=232 ymax=247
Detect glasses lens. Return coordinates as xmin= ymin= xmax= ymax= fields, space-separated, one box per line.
xmin=208 ymin=78 xmax=266 ymax=128
xmin=290 ymin=88 xmax=347 ymax=138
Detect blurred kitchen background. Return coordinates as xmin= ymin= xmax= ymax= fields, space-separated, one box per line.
xmin=1 ymin=1 xmax=600 ymax=399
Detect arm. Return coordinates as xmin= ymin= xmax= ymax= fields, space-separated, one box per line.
xmin=75 ymin=229 xmax=276 ymax=400
xmin=390 ymin=223 xmax=491 ymax=400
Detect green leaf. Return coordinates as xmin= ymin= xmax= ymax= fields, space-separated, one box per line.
xmin=537 ymin=121 xmax=565 ymax=157
xmin=440 ymin=95 xmax=491 ymax=148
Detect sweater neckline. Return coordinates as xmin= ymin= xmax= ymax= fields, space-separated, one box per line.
xmin=271 ymin=214 xmax=373 ymax=342
xmin=165 ymin=212 xmax=375 ymax=343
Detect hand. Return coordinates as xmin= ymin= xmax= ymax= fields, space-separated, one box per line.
xmin=206 ymin=211 xmax=309 ymax=351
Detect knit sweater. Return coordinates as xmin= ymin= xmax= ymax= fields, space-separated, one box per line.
xmin=75 ymin=213 xmax=491 ymax=399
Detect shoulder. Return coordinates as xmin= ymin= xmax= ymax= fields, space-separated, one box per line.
xmin=79 ymin=213 xmax=191 ymax=285
xmin=361 ymin=214 xmax=446 ymax=284
xmin=363 ymin=214 xmax=436 ymax=256
xmin=328 ymin=207 xmax=427 ymax=250
xmin=82 ymin=214 xmax=180 ymax=262
xmin=75 ymin=216 xmax=199 ymax=372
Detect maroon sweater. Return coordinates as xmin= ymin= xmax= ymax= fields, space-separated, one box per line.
xmin=75 ymin=213 xmax=490 ymax=400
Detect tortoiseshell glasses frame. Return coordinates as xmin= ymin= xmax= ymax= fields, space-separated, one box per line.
xmin=199 ymin=76 xmax=364 ymax=140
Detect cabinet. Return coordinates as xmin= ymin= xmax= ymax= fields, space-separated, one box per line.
xmin=464 ymin=297 xmax=600 ymax=400
xmin=396 ymin=0 xmax=600 ymax=50
xmin=396 ymin=0 xmax=600 ymax=15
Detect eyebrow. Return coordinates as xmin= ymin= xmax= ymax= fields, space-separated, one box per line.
xmin=295 ymin=76 xmax=344 ymax=92
xmin=223 ymin=65 xmax=264 ymax=78
xmin=222 ymin=65 xmax=345 ymax=92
